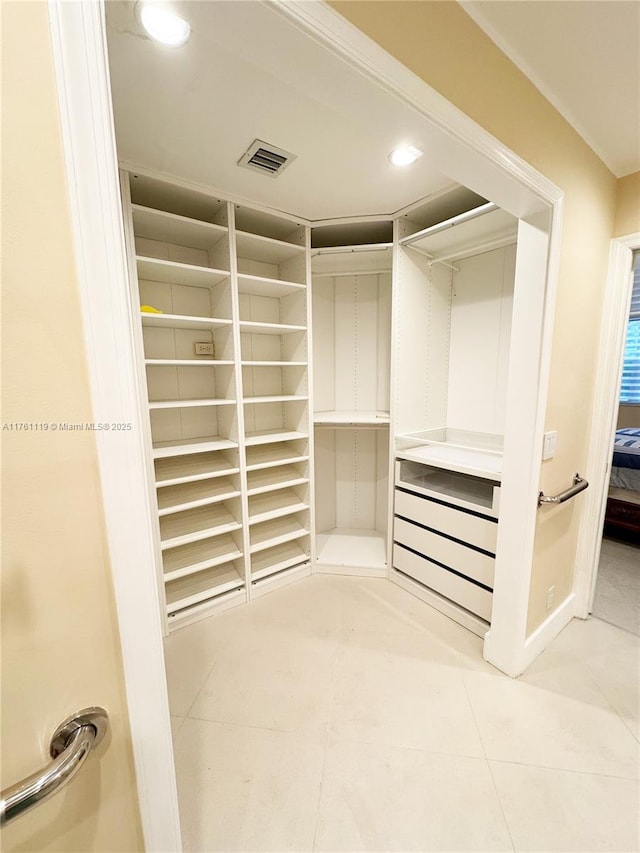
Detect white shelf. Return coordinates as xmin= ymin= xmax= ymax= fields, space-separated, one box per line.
xmin=248 ymin=490 xmax=308 ymax=524
xmin=152 ymin=435 xmax=237 ymax=459
xmin=244 ymin=395 xmax=308 ymax=404
xmin=245 ymin=429 xmax=308 ymax=447
xmin=397 ymin=444 xmax=502 ymax=481
xmin=159 ymin=504 xmax=241 ymax=549
xmin=247 ymin=466 xmax=308 ymax=495
xmin=314 ymin=410 xmax=389 ymax=425
xmin=148 ymin=398 xmax=235 ymax=409
xmin=157 ymin=478 xmax=240 ymax=516
xmin=242 ymin=361 xmax=307 ymax=367
xmin=155 ymin=454 xmax=239 ymax=487
xmin=146 ymin=359 xmax=234 ymax=367
xmin=141 ymin=312 xmax=232 ymax=331
xmin=235 ymin=230 xmax=305 ymax=265
xmin=245 ymin=443 xmax=308 ymax=471
xmin=237 ymin=273 xmax=305 ymax=298
xmin=165 ymin=562 xmax=244 ymax=612
xmin=239 ymin=320 xmax=306 ymax=336
xmin=137 ymin=256 xmax=230 ymax=288
xmin=132 ymin=204 xmax=228 ymax=250
xmin=400 ymin=204 xmax=517 ymax=263
xmin=163 ymin=535 xmax=243 ymax=582
xmin=316 ymin=528 xmax=387 ymax=569
xmin=250 ymin=541 xmax=309 ymax=581
xmin=249 ymin=516 xmax=310 ymax=553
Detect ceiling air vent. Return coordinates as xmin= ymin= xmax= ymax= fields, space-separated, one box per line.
xmin=238 ymin=139 xmax=297 ymax=178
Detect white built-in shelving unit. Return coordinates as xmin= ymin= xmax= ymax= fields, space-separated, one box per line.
xmin=391 ymin=198 xmax=517 ymax=633
xmin=311 ymin=232 xmax=393 ymax=575
xmin=120 ymin=171 xmax=519 ymax=638
xmin=121 ymin=173 xmax=313 ymax=630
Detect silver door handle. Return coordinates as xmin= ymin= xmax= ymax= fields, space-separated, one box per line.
xmin=0 ymin=707 xmax=109 ymax=827
xmin=538 ymin=473 xmax=588 ymax=508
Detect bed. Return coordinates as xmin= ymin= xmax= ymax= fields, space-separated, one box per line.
xmin=604 ymin=428 xmax=640 ymax=542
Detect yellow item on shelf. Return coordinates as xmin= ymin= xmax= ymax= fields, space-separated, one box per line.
xmin=140 ymin=305 xmax=164 ymax=314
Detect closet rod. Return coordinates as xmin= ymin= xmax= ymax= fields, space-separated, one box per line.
xmin=312 ymin=269 xmax=392 ymax=278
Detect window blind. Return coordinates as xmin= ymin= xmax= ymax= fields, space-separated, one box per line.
xmin=620 ymin=253 xmax=640 ymax=405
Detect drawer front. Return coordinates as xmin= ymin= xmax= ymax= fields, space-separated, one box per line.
xmin=394 ymin=517 xmax=495 ymax=589
xmin=394 ymin=488 xmax=497 ymax=553
xmin=393 ymin=544 xmax=493 ymax=622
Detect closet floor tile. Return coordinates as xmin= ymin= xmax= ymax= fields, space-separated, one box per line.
xmin=329 ymin=629 xmax=485 ymax=756
xmin=490 ymin=760 xmax=640 ymax=852
xmin=163 ymin=606 xmax=242 ymax=716
xmin=463 ymin=657 xmax=640 ymax=778
xmin=174 ymin=718 xmax=324 ymax=852
xmin=313 ymin=739 xmax=512 ymax=852
xmin=188 ymin=622 xmax=340 ymax=734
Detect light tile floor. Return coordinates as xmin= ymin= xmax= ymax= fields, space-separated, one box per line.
xmin=592 ymin=537 xmax=640 ymax=636
xmin=166 ymin=576 xmax=640 ymax=852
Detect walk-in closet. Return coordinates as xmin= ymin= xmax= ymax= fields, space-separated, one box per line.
xmin=105 ymin=0 xmax=529 ymax=642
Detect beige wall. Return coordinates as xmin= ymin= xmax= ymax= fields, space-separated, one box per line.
xmin=614 ymin=171 xmax=640 ymax=237
xmin=1 ymin=2 xmax=144 ymax=850
xmin=330 ymin=1 xmax=618 ymax=633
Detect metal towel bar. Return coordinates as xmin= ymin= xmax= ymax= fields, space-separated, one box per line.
xmin=0 ymin=707 xmax=109 ymax=827
xmin=538 ymin=473 xmax=588 ymax=508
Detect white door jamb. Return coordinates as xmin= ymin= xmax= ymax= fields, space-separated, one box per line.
xmin=574 ymin=232 xmax=640 ymax=617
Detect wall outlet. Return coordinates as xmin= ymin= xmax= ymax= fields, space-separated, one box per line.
xmin=194 ymin=342 xmax=214 ymax=356
xmin=546 ymin=585 xmax=556 ymax=611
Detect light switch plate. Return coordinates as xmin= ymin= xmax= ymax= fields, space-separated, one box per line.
xmin=542 ymin=430 xmax=557 ymax=460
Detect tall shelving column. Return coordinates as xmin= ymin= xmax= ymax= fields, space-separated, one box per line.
xmin=311 ymin=238 xmax=393 ymax=575
xmin=121 ymin=173 xmax=246 ymax=632
xmin=233 ymin=205 xmax=313 ymax=596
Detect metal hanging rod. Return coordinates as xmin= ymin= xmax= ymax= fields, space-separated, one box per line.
xmin=538 ymin=473 xmax=588 ymax=508
xmin=0 ymin=707 xmax=109 ymax=827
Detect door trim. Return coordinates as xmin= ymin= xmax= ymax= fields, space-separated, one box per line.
xmin=48 ymin=0 xmax=562 ymax=844
xmin=47 ymin=3 xmax=181 ymax=850
xmin=574 ymin=232 xmax=640 ymax=617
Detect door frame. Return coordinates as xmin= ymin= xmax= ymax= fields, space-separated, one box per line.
xmin=47 ymin=0 xmax=563 ymax=847
xmin=574 ymin=232 xmax=640 ymax=617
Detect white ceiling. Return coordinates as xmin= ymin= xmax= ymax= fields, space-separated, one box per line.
xmin=461 ymin=0 xmax=640 ymax=178
xmin=105 ymin=2 xmax=456 ymax=221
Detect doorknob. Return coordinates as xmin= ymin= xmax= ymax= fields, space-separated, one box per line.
xmin=0 ymin=707 xmax=109 ymax=826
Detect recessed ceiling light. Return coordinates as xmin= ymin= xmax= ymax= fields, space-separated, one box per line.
xmin=138 ymin=4 xmax=191 ymax=47
xmin=389 ymin=145 xmax=423 ymax=167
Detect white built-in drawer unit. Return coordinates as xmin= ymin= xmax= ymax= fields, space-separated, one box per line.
xmin=392 ymin=458 xmax=499 ymax=625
